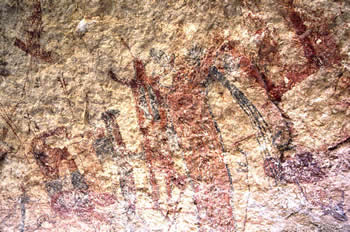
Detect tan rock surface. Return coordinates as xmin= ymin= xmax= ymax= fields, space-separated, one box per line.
xmin=0 ymin=0 xmax=349 ymax=231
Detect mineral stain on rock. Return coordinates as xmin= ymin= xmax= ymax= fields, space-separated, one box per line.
xmin=14 ymin=0 xmax=53 ymax=63
xmin=263 ymin=152 xmax=325 ymax=184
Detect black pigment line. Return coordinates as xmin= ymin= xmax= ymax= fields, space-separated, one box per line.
xmin=204 ymin=87 xmax=234 ymax=188
xmin=238 ymin=149 xmax=251 ymax=232
xmin=208 ymin=66 xmax=274 ymax=158
xmin=328 ymin=136 xmax=350 ymax=151
xmin=204 ymin=85 xmax=236 ymax=228
xmin=148 ymin=87 xmax=160 ymax=121
xmin=138 ymin=86 xmax=152 ymax=120
xmin=99 ymin=111 xmax=138 ymax=226
xmin=163 ymin=104 xmax=201 ymax=230
xmin=225 ymin=163 xmax=234 ymax=187
xmin=101 ymin=111 xmax=114 ymax=136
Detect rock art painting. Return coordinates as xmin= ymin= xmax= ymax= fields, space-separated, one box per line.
xmin=0 ymin=0 xmax=349 ymax=231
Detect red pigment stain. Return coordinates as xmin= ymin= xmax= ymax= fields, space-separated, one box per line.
xmin=115 ymin=59 xmax=187 ymax=214
xmin=51 ymin=190 xmax=116 ymax=222
xmin=284 ymin=5 xmax=341 ymax=93
xmin=100 ymin=110 xmax=137 ymax=215
xmin=101 ymin=110 xmax=126 ymax=147
xmin=31 ymin=127 xmax=78 ymax=180
xmin=167 ymin=62 xmax=234 ymax=230
xmin=31 ymin=127 xmax=121 ymax=222
xmin=288 ymin=9 xmax=318 ymax=66
xmin=239 ymin=54 xmax=285 ymax=102
xmin=14 ymin=0 xmax=53 ymax=63
xmin=264 ymin=152 xmax=325 ymax=184
xmin=237 ymin=3 xmax=342 ymax=102
xmin=110 ymin=49 xmax=234 ymax=229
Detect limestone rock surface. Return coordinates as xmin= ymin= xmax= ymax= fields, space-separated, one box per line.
xmin=0 ymin=0 xmax=349 ymax=231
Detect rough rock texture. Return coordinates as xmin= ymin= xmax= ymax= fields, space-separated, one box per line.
xmin=0 ymin=0 xmax=349 ymax=231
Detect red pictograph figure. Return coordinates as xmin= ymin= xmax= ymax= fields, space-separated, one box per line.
xmin=244 ymin=1 xmax=341 ymax=102
xmin=108 ymin=59 xmax=189 ymax=217
xmin=30 ymin=127 xmax=117 ymax=223
xmin=108 ymin=39 xmax=237 ymax=230
xmin=26 ymin=1 xmax=346 ymax=229
xmin=14 ymin=0 xmax=53 ymax=63
xmin=95 ymin=109 xmax=139 ymax=225
xmin=165 ymin=53 xmax=237 ymax=230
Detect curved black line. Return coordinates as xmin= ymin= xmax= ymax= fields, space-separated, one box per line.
xmin=207 ymin=66 xmax=275 ymax=159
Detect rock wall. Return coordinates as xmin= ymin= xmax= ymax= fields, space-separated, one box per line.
xmin=0 ymin=0 xmax=349 ymax=231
